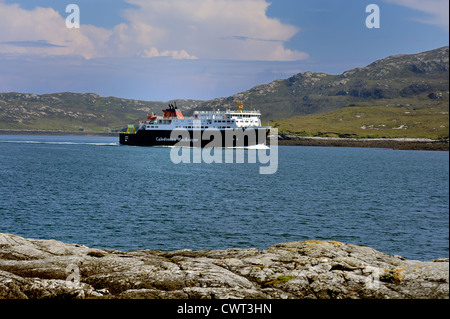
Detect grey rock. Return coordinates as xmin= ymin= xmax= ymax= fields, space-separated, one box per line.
xmin=0 ymin=233 xmax=448 ymax=299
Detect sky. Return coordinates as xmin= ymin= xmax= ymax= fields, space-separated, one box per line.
xmin=0 ymin=0 xmax=448 ymax=101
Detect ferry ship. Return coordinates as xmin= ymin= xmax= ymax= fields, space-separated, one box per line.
xmin=119 ymin=101 xmax=271 ymax=147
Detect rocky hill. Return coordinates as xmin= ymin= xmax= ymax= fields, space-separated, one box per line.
xmin=199 ymin=46 xmax=449 ymax=121
xmin=0 ymin=47 xmax=448 ymax=136
xmin=0 ymin=92 xmax=202 ymax=132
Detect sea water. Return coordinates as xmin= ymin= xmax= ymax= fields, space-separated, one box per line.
xmin=0 ymin=135 xmax=448 ymax=261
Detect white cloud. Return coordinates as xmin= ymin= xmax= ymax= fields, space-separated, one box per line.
xmin=0 ymin=2 xmax=111 ymax=59
xmin=122 ymin=0 xmax=307 ymax=61
xmin=141 ymin=48 xmax=198 ymax=59
xmin=0 ymin=0 xmax=308 ymax=61
xmin=383 ymin=0 xmax=449 ymax=31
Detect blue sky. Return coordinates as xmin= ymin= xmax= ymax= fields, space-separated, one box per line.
xmin=0 ymin=0 xmax=448 ymax=101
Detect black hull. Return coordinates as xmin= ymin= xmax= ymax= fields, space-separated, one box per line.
xmin=119 ymin=128 xmax=269 ymax=147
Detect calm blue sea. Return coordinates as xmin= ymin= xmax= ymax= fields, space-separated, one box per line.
xmin=0 ymin=135 xmax=448 ymax=261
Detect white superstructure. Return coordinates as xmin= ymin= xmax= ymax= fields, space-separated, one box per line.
xmin=193 ymin=109 xmax=262 ymax=128
xmin=137 ymin=102 xmax=264 ymax=132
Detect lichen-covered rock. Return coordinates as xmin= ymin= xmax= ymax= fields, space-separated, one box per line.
xmin=0 ymin=233 xmax=448 ymax=299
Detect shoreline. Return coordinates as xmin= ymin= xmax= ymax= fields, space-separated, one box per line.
xmin=0 ymin=233 xmax=448 ymax=299
xmin=0 ymin=130 xmax=448 ymax=151
xmin=275 ymin=135 xmax=449 ymax=151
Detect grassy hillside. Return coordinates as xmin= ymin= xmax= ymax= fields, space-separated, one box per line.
xmin=270 ymin=95 xmax=449 ymax=140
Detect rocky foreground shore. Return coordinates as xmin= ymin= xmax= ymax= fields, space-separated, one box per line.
xmin=0 ymin=233 xmax=448 ymax=299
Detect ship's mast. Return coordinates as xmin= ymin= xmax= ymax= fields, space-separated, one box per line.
xmin=236 ymin=101 xmax=244 ymax=113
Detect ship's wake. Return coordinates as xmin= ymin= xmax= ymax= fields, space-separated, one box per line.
xmin=0 ymin=140 xmax=119 ymax=147
xmin=158 ymin=144 xmax=270 ymax=150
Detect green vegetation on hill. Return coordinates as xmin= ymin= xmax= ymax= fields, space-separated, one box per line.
xmin=0 ymin=92 xmax=202 ymax=132
xmin=203 ymin=46 xmax=450 ymax=140
xmin=200 ymin=47 xmax=449 ymax=122
xmin=271 ymin=102 xmax=448 ymax=140
xmin=0 ymin=47 xmax=448 ymax=139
